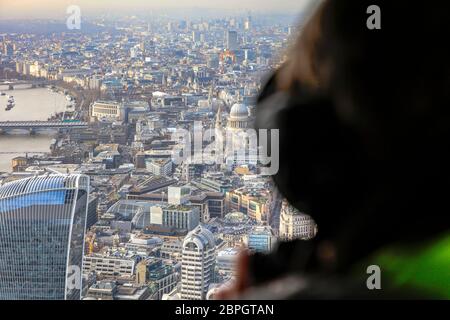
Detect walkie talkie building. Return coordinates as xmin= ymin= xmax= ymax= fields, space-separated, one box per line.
xmin=0 ymin=174 xmax=89 ymax=300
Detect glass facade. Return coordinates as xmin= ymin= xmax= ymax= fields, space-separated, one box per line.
xmin=248 ymin=226 xmax=275 ymax=253
xmin=0 ymin=174 xmax=89 ymax=300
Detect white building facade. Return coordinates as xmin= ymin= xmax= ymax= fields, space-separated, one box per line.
xmin=279 ymin=201 xmax=317 ymax=241
xmin=181 ymin=225 xmax=216 ymax=300
xmin=91 ymin=101 xmax=125 ymax=121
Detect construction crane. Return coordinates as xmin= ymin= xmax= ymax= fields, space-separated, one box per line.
xmin=86 ymin=232 xmax=96 ymax=255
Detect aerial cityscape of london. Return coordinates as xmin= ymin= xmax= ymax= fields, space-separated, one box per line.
xmin=2 ymin=0 xmax=447 ymax=307
xmin=0 ymin=0 xmax=317 ymax=300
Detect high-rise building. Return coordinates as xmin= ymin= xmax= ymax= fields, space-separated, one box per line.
xmin=244 ymin=15 xmax=252 ymax=31
xmin=15 ymin=61 xmax=23 ymax=74
xmin=3 ymin=42 xmax=13 ymax=57
xmin=181 ymin=225 xmax=216 ymax=300
xmin=192 ymin=31 xmax=201 ymax=44
xmin=86 ymin=195 xmax=98 ymax=229
xmin=226 ymin=30 xmax=238 ymax=51
xmin=0 ymin=174 xmax=90 ymax=300
xmin=179 ymin=20 xmax=187 ymax=31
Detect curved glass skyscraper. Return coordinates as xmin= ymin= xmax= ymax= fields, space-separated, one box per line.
xmin=0 ymin=174 xmax=89 ymax=300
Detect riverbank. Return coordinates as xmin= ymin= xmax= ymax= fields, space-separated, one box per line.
xmin=0 ymin=86 xmax=68 ymax=172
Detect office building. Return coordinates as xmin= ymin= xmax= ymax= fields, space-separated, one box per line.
xmin=225 ymin=186 xmax=270 ymax=222
xmin=85 ymin=280 xmax=150 ymax=300
xmin=168 ymin=186 xmax=190 ymax=205
xmin=181 ymin=225 xmax=216 ymax=300
xmin=279 ymin=201 xmax=317 ymax=240
xmin=136 ymin=259 xmax=180 ymax=300
xmin=192 ymin=31 xmax=201 ymax=43
xmin=226 ymin=30 xmax=238 ymax=51
xmin=107 ymin=199 xmax=166 ymax=228
xmin=3 ymin=42 xmax=13 ymax=56
xmin=146 ymin=158 xmax=173 ymax=176
xmin=86 ymin=195 xmax=99 ymax=229
xmin=244 ymin=15 xmax=252 ymax=31
xmin=247 ymin=226 xmax=276 ymax=253
xmin=162 ymin=205 xmax=200 ymax=231
xmin=91 ymin=101 xmax=125 ymax=121
xmin=83 ymin=254 xmax=137 ymax=278
xmin=216 ymin=248 xmax=239 ymax=276
xmin=0 ymin=174 xmax=89 ymax=300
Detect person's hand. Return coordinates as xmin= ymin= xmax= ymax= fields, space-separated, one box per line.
xmin=215 ymin=251 xmax=251 ymax=300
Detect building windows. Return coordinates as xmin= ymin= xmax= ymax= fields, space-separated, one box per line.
xmin=0 ymin=174 xmax=89 ymax=300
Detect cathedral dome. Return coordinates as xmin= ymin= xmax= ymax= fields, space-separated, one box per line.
xmin=229 ymin=103 xmax=249 ymax=120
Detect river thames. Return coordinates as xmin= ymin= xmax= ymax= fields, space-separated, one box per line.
xmin=0 ymin=85 xmax=68 ymax=172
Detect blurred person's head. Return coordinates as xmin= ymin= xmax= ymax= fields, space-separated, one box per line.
xmin=278 ymin=0 xmax=449 ymax=141
xmin=257 ymin=0 xmax=450 ymax=268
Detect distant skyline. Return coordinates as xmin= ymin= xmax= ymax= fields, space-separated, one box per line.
xmin=0 ymin=0 xmax=314 ymax=20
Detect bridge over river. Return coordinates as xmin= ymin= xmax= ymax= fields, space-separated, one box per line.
xmin=0 ymin=79 xmax=52 ymax=90
xmin=0 ymin=121 xmax=88 ymax=134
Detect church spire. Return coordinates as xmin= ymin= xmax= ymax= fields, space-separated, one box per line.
xmin=208 ymin=82 xmax=214 ymax=106
xmin=215 ymin=105 xmax=222 ymax=128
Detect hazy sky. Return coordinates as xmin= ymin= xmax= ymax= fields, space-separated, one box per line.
xmin=0 ymin=0 xmax=314 ymax=19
